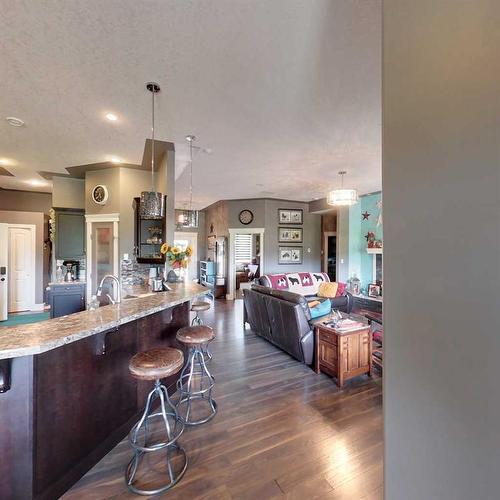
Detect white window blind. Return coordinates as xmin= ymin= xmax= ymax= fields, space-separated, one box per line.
xmin=235 ymin=234 xmax=253 ymax=266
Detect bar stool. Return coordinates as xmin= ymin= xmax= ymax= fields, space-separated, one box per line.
xmin=125 ymin=347 xmax=187 ymax=496
xmin=190 ymin=300 xmax=213 ymax=360
xmin=176 ymin=325 xmax=217 ymax=426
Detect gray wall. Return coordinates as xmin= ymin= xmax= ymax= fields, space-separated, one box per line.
xmin=384 ymin=2 xmax=500 ymax=499
xmin=0 ymin=188 xmax=52 ymax=215
xmin=52 ymin=177 xmax=85 ymax=209
xmin=0 ymin=210 xmax=46 ymax=304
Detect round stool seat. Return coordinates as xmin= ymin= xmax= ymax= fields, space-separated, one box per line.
xmin=191 ymin=301 xmax=211 ymax=312
xmin=129 ymin=347 xmax=184 ymax=381
xmin=177 ymin=325 xmax=215 ymax=345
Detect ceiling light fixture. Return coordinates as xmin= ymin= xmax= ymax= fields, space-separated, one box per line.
xmin=109 ymin=157 xmax=122 ymax=164
xmin=0 ymin=159 xmax=9 ymax=165
xmin=139 ymin=82 xmax=165 ymax=220
xmin=176 ymin=135 xmax=199 ymax=229
xmin=5 ymin=116 xmax=25 ymax=127
xmin=105 ymin=113 xmax=118 ymax=122
xmin=327 ymin=171 xmax=359 ymax=206
xmin=26 ymin=179 xmax=45 ymax=187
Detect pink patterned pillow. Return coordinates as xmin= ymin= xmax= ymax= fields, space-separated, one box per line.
xmin=268 ymin=274 xmax=288 ymax=290
xmin=335 ymin=282 xmax=347 ymax=297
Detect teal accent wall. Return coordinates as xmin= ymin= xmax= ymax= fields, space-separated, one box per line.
xmin=348 ymin=192 xmax=383 ymax=291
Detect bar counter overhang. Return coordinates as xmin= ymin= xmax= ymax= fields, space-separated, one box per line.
xmin=0 ymin=282 xmax=208 ymax=500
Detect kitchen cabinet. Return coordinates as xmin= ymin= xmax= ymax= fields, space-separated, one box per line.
xmin=47 ymin=283 xmax=86 ymax=318
xmin=55 ymin=209 xmax=85 ymax=260
xmin=133 ymin=196 xmax=167 ymax=264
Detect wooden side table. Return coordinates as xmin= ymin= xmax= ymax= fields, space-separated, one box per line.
xmin=314 ymin=322 xmax=372 ymax=387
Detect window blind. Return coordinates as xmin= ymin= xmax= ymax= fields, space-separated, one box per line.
xmin=235 ymin=234 xmax=253 ymax=266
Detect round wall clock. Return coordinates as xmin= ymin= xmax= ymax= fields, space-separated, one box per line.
xmin=239 ymin=209 xmax=254 ymax=225
xmin=92 ymin=185 xmax=109 ymax=205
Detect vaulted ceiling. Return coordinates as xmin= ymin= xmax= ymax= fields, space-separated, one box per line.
xmin=0 ymin=0 xmax=381 ymax=208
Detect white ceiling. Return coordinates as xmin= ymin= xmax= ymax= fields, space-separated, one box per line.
xmin=0 ymin=0 xmax=381 ymax=208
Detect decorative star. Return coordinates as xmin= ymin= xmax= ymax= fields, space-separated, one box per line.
xmin=362 ymin=211 xmax=370 ymax=220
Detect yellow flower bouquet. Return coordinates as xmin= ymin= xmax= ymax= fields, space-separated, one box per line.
xmin=161 ymin=243 xmax=192 ymax=270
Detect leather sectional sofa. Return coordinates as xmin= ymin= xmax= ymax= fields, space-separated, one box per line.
xmin=243 ymin=282 xmax=353 ymax=365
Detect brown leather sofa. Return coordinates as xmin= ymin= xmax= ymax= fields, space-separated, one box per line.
xmin=243 ymin=284 xmax=317 ymax=364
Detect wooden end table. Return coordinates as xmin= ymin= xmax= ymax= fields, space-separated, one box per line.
xmin=314 ymin=320 xmax=372 ymax=387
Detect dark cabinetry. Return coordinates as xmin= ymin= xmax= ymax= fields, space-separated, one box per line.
xmin=133 ymin=196 xmax=167 ymax=264
xmin=55 ymin=209 xmax=85 ymax=260
xmin=47 ymin=283 xmax=86 ymax=318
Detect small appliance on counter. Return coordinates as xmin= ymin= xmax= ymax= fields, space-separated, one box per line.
xmin=63 ymin=260 xmax=80 ymax=282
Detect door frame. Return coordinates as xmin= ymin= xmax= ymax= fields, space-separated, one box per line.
xmin=85 ymin=214 xmax=119 ymax=299
xmin=227 ymin=227 xmax=265 ymax=300
xmin=173 ymin=231 xmax=198 ymax=282
xmin=7 ymin=223 xmax=36 ymax=312
xmin=322 ymin=231 xmax=338 ymax=280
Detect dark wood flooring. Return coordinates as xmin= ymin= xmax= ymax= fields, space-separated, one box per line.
xmin=64 ymin=300 xmax=383 ymax=500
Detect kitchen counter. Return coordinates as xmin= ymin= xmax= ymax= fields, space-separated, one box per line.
xmin=0 ymin=281 xmax=209 ymax=500
xmin=0 ymin=282 xmax=208 ymax=359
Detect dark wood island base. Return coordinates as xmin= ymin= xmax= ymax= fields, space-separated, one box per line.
xmin=0 ymin=284 xmax=207 ymax=500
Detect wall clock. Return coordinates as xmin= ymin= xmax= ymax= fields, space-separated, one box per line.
xmin=239 ymin=209 xmax=254 ymax=225
xmin=92 ymin=185 xmax=109 ymax=205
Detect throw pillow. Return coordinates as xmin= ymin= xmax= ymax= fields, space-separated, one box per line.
xmin=318 ymin=282 xmax=339 ymax=298
xmin=336 ymin=282 xmax=347 ymax=297
xmin=309 ymin=299 xmax=331 ymax=319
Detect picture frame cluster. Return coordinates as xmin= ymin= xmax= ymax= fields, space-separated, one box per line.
xmin=278 ymin=209 xmax=303 ymax=265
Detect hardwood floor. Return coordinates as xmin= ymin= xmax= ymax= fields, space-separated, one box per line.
xmin=64 ymin=300 xmax=383 ymax=500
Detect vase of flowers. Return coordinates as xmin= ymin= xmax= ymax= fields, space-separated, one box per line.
xmin=160 ymin=243 xmax=193 ymax=282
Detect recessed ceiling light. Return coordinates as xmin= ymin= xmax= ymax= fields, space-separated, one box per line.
xmin=109 ymin=157 xmax=122 ymax=164
xmin=105 ymin=113 xmax=118 ymax=122
xmin=5 ymin=116 xmax=25 ymax=127
xmin=0 ymin=159 xmax=9 ymax=165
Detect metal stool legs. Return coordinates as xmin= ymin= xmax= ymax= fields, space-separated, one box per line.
xmin=177 ymin=346 xmax=217 ymax=426
xmin=125 ymin=380 xmax=187 ymax=495
xmin=190 ymin=315 xmax=213 ymax=361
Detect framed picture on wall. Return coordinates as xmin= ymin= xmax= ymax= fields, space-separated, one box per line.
xmin=368 ymin=283 xmax=381 ymax=297
xmin=278 ymin=246 xmax=303 ymax=264
xmin=278 ymin=209 xmax=303 ymax=225
xmin=278 ymin=227 xmax=303 ymax=243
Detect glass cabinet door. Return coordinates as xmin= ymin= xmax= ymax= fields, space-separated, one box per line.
xmin=134 ymin=197 xmax=166 ymax=264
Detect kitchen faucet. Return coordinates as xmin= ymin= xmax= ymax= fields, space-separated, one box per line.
xmin=96 ymin=275 xmax=121 ymax=304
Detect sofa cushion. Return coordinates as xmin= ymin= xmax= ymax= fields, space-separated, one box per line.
xmin=309 ymin=299 xmax=331 ymax=319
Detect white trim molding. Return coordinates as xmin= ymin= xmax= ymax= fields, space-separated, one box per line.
xmin=85 ymin=214 xmax=120 ymax=298
xmin=227 ymin=227 xmax=265 ymax=300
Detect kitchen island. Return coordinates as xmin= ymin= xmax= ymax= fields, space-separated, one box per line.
xmin=0 ymin=282 xmax=208 ymax=500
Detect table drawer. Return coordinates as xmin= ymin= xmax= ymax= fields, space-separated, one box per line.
xmin=319 ymin=341 xmax=337 ymax=370
xmin=319 ymin=329 xmax=338 ymax=346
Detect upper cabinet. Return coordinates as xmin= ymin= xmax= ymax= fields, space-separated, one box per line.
xmin=55 ymin=209 xmax=85 ymax=260
xmin=133 ymin=196 xmax=166 ymax=264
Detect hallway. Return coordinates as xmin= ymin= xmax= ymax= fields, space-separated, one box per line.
xmin=65 ymin=299 xmax=383 ymax=499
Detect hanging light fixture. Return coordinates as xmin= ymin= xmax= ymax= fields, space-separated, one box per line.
xmin=176 ymin=135 xmax=199 ymax=228
xmin=327 ymin=170 xmax=359 ymax=206
xmin=140 ymin=82 xmax=165 ymax=219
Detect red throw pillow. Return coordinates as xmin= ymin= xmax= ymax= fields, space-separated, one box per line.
xmin=335 ymin=282 xmax=347 ymax=297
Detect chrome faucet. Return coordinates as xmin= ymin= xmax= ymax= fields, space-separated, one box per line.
xmin=96 ymin=275 xmax=121 ymax=304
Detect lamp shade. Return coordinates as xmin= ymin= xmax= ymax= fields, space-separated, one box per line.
xmin=327 ymin=188 xmax=359 ymax=206
xmin=139 ymin=191 xmax=165 ymax=219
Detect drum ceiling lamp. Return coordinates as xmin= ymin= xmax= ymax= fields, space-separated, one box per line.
xmin=140 ymin=82 xmax=165 ymax=219
xmin=327 ymin=170 xmax=359 ymax=206
xmin=177 ymin=135 xmax=199 ymax=228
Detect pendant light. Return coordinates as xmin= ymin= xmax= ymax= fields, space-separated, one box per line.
xmin=140 ymin=82 xmax=165 ymax=219
xmin=176 ymin=135 xmax=199 ymax=228
xmin=327 ymin=170 xmax=359 ymax=206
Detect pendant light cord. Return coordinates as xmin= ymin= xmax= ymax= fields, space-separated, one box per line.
xmin=151 ymin=88 xmax=155 ymax=192
xmin=189 ymin=139 xmax=193 ymax=211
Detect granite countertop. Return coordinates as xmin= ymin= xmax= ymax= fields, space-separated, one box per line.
xmin=48 ymin=280 xmax=86 ymax=286
xmin=0 ymin=282 xmax=209 ymax=359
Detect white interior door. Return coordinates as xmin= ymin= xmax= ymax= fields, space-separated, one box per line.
xmin=0 ymin=224 xmax=8 ymax=321
xmin=174 ymin=232 xmax=198 ymax=282
xmin=8 ymin=226 xmax=34 ymax=313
